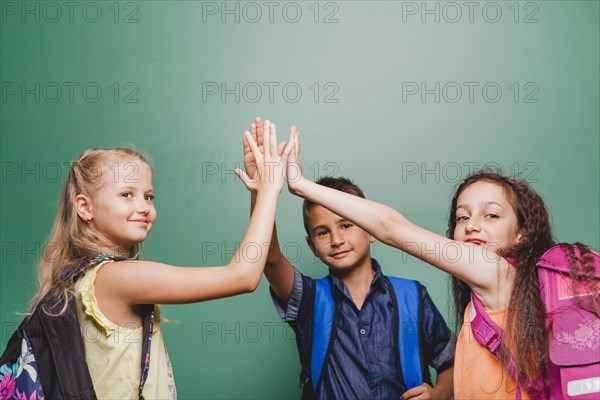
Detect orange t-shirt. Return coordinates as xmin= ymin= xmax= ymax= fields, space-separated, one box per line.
xmin=454 ymin=302 xmax=530 ymax=400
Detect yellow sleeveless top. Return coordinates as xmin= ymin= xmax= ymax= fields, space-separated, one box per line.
xmin=454 ymin=302 xmax=529 ymax=399
xmin=74 ymin=260 xmax=177 ymax=399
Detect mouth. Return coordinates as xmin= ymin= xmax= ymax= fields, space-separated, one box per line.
xmin=465 ymin=239 xmax=486 ymax=246
xmin=330 ymin=250 xmax=350 ymax=259
xmin=129 ymin=219 xmax=149 ymax=226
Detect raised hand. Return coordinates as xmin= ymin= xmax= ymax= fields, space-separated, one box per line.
xmin=236 ymin=119 xmax=294 ymax=193
xmin=243 ymin=117 xmax=289 ymax=181
xmin=286 ymin=125 xmax=305 ymax=194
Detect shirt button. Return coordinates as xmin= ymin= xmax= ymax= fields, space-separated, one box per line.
xmin=360 ymin=328 xmax=366 ymax=335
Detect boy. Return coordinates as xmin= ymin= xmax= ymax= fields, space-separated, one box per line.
xmin=242 ymin=118 xmax=455 ymax=399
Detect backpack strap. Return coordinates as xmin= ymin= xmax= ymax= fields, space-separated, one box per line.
xmin=387 ymin=276 xmax=424 ymax=389
xmin=469 ymin=292 xmax=504 ymax=354
xmin=469 ymin=294 xmax=527 ymax=399
xmin=37 ymin=295 xmax=98 ymax=399
xmin=310 ymin=277 xmax=337 ymax=393
xmin=537 ymin=244 xmax=600 ymax=278
xmin=309 ymin=276 xmax=425 ymax=394
xmin=0 ymin=294 xmax=99 ymax=399
xmin=138 ymin=304 xmax=156 ymax=400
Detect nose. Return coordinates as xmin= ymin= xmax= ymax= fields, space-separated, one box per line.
xmin=466 ymin=219 xmax=480 ymax=233
xmin=137 ymin=198 xmax=151 ymax=214
xmin=330 ymin=230 xmax=345 ymax=247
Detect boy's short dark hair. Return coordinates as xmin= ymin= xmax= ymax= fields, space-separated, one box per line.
xmin=302 ymin=177 xmax=366 ymax=236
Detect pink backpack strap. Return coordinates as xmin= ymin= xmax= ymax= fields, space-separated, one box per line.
xmin=469 ymin=257 xmax=515 ymax=354
xmin=470 ymin=293 xmax=527 ymax=400
xmin=537 ymin=244 xmax=600 ymax=277
xmin=470 ymin=292 xmax=504 ymax=354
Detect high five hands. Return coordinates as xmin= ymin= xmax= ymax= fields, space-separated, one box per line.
xmin=238 ymin=117 xmax=305 ymax=193
xmin=235 ymin=118 xmax=295 ymax=194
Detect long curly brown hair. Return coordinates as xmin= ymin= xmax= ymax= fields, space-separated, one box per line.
xmin=446 ymin=172 xmax=557 ymax=394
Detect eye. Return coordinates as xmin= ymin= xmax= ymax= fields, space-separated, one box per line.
xmin=456 ymin=215 xmax=469 ymax=222
xmin=316 ymin=229 xmax=328 ymax=236
xmin=145 ymin=194 xmax=154 ymax=201
xmin=341 ymin=223 xmax=352 ymax=229
xmin=121 ymin=192 xmax=133 ymax=198
xmin=485 ymin=213 xmax=499 ymax=220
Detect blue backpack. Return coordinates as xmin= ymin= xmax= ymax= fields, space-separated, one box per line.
xmin=302 ymin=275 xmax=426 ymax=398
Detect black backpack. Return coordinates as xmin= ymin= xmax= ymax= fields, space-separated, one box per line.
xmin=1 ymin=255 xmax=154 ymax=399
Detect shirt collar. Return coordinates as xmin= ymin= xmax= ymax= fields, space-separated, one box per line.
xmin=328 ymin=258 xmax=386 ymax=296
xmin=370 ymin=258 xmax=386 ymax=290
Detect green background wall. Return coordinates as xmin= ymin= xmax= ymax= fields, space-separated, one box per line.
xmin=1 ymin=1 xmax=598 ymax=398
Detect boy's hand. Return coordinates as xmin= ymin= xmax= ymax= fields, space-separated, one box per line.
xmin=286 ymin=125 xmax=305 ymax=194
xmin=236 ymin=119 xmax=294 ymax=193
xmin=401 ymin=383 xmax=439 ymax=400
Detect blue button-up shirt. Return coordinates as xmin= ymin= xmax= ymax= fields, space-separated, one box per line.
xmin=271 ymin=259 xmax=456 ymax=400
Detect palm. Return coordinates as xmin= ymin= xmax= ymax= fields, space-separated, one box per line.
xmin=244 ymin=117 xmax=287 ymax=179
xmin=286 ymin=126 xmax=303 ymax=189
xmin=236 ymin=118 xmax=295 ymax=194
xmin=243 ymin=141 xmax=259 ymax=180
xmin=243 ymin=118 xmax=263 ymax=179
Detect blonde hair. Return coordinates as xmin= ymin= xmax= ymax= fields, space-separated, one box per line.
xmin=31 ymin=147 xmax=152 ymax=316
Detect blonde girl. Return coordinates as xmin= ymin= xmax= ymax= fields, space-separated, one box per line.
xmin=0 ymin=121 xmax=293 ymax=399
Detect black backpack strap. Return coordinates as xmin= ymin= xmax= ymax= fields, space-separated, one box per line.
xmin=37 ymin=295 xmax=97 ymax=399
xmin=138 ymin=304 xmax=155 ymax=400
xmin=300 ymin=282 xmax=317 ymax=399
xmin=0 ymin=295 xmax=98 ymax=399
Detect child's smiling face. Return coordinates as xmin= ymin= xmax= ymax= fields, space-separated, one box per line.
xmin=305 ymin=205 xmax=375 ymax=272
xmin=453 ymin=181 xmax=521 ymax=252
xmin=89 ymin=159 xmax=156 ymax=250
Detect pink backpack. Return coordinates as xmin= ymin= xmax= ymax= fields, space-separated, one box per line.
xmin=470 ymin=244 xmax=600 ymax=399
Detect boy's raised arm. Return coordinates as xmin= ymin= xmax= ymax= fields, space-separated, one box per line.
xmin=245 ymin=117 xmax=295 ymax=302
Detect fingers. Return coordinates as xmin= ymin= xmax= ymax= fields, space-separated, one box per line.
xmin=249 ymin=120 xmax=258 ymax=149
xmin=244 ymin=131 xmax=262 ymax=162
xmin=239 ymin=120 xmax=298 ymax=194
xmin=288 ymin=127 xmax=300 ymax=164
xmin=263 ymin=120 xmax=271 ymax=159
xmin=234 ymin=168 xmax=254 ymax=191
xmin=242 ymin=130 xmax=252 ymax=155
xmin=279 ymin=135 xmax=295 ymax=164
xmin=401 ymin=384 xmax=428 ymax=400
xmin=285 ymin=131 xmax=302 ymax=187
xmin=290 ymin=125 xmax=300 ymax=159
xmin=277 ymin=141 xmax=287 ymax=156
xmin=261 ymin=119 xmax=278 ymax=159
xmin=245 ymin=118 xmax=298 ymax=163
xmin=270 ymin=122 xmax=278 ymax=157
xmin=255 ymin=117 xmax=264 ymax=149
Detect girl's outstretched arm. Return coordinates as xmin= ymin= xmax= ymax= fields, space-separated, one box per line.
xmin=95 ymin=124 xmax=295 ymax=305
xmin=286 ymin=130 xmax=512 ymax=299
xmin=245 ymin=117 xmax=295 ymax=303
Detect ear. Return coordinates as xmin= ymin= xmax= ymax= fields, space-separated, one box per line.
xmin=368 ymin=234 xmax=377 ymax=244
xmin=75 ymin=193 xmax=93 ymax=223
xmin=515 ymin=231 xmax=523 ymax=243
xmin=305 ymin=235 xmax=318 ymax=257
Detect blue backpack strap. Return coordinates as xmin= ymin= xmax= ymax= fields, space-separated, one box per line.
xmin=387 ymin=276 xmax=424 ymax=390
xmin=310 ymin=277 xmax=336 ymax=393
